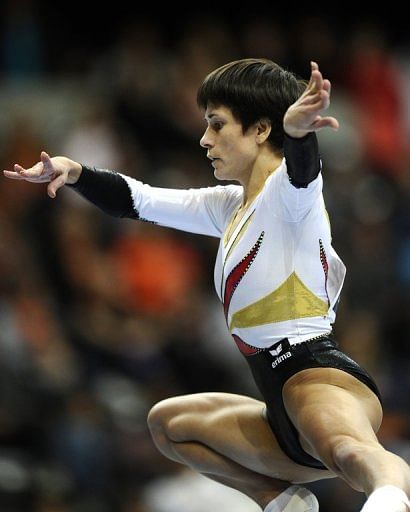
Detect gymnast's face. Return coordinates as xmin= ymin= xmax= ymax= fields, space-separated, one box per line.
xmin=200 ymin=105 xmax=260 ymax=183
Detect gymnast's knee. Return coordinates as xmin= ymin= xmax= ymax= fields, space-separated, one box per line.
xmin=323 ymin=435 xmax=381 ymax=484
xmin=332 ymin=436 xmax=380 ymax=465
xmin=148 ymin=398 xmax=173 ymax=437
xmin=147 ymin=396 xmax=191 ymax=441
xmin=146 ymin=399 xmax=179 ymax=458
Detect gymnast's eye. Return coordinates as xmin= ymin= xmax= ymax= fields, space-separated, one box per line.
xmin=211 ymin=120 xmax=224 ymax=131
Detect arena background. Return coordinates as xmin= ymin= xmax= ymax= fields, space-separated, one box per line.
xmin=0 ymin=3 xmax=409 ymax=511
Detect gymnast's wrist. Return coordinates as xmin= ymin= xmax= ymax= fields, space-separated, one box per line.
xmin=65 ymin=160 xmax=84 ymax=186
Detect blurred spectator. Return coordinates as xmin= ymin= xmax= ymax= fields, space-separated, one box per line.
xmin=342 ymin=22 xmax=408 ymax=177
xmin=110 ymin=223 xmax=203 ymax=315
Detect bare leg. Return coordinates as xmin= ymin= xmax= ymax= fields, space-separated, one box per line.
xmin=283 ymin=368 xmax=410 ymax=499
xmin=169 ymin=439 xmax=289 ymax=509
xmin=147 ymin=392 xmax=334 ymax=510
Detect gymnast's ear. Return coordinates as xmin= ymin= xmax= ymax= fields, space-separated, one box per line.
xmin=255 ymin=118 xmax=272 ymax=144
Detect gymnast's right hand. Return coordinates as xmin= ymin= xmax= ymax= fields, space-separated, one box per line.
xmin=3 ymin=151 xmax=82 ymax=198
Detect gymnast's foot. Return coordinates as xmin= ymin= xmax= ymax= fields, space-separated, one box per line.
xmin=263 ymin=485 xmax=319 ymax=511
xmin=360 ymin=485 xmax=410 ymax=512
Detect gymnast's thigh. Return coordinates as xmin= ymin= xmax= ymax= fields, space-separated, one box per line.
xmin=147 ymin=391 xmax=335 ymax=484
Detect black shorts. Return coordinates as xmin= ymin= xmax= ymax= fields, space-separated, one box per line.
xmin=243 ymin=334 xmax=382 ymax=470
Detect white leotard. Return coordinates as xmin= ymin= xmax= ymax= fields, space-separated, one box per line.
xmin=120 ymin=159 xmax=346 ymax=350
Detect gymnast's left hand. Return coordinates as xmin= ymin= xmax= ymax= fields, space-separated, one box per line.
xmin=283 ymin=61 xmax=339 ymax=138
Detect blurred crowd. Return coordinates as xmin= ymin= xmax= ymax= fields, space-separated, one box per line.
xmin=0 ymin=3 xmax=409 ymax=511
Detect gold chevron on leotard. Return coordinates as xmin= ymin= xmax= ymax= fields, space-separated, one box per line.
xmin=229 ymin=271 xmax=328 ymax=330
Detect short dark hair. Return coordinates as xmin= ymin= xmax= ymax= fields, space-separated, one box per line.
xmin=197 ymin=58 xmax=306 ymax=152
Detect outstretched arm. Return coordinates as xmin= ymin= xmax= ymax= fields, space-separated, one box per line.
xmin=282 ymin=61 xmax=339 ymax=189
xmin=3 ymin=153 xmax=138 ymax=218
xmin=3 ymin=152 xmax=240 ymax=236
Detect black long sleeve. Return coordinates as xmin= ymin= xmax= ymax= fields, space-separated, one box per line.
xmin=67 ymin=165 xmax=139 ymax=219
xmin=283 ymin=132 xmax=321 ymax=188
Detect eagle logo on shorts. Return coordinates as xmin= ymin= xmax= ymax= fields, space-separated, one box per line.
xmin=269 ymin=343 xmax=283 ymax=356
